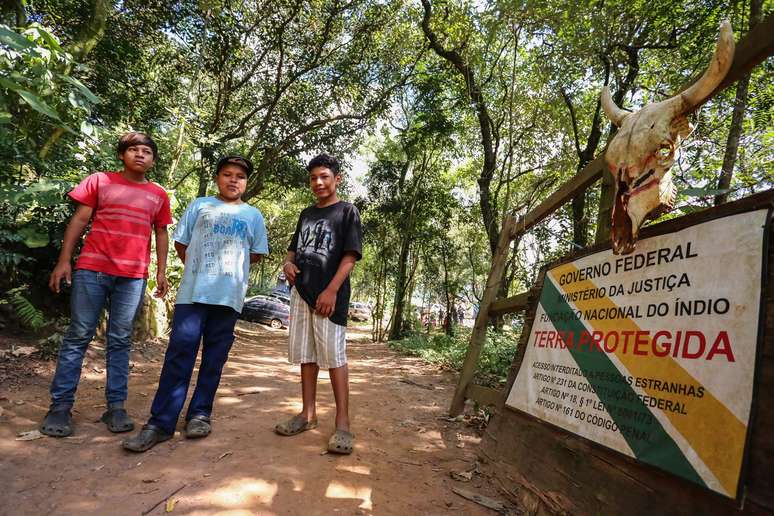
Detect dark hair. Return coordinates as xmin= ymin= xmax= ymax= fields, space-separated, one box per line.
xmin=216 ymin=155 xmax=254 ymax=177
xmin=117 ymin=132 xmax=158 ymax=159
xmin=306 ymin=154 xmax=340 ymax=175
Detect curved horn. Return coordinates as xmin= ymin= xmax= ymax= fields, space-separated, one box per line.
xmin=679 ymin=20 xmax=735 ymax=112
xmin=601 ymin=86 xmax=628 ymax=127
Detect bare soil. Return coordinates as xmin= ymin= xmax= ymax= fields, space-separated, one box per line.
xmin=0 ymin=323 xmax=514 ymax=515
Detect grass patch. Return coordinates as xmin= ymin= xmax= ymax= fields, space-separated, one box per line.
xmin=388 ymin=327 xmax=519 ymax=388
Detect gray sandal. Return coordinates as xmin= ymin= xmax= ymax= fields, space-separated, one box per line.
xmin=185 ymin=415 xmax=211 ymax=438
xmin=274 ymin=414 xmax=318 ymax=436
xmin=40 ymin=408 xmax=73 ymax=437
xmin=101 ymin=407 xmax=135 ymax=433
xmin=327 ymin=430 xmax=354 ymax=454
xmin=123 ymin=424 xmax=172 ymax=453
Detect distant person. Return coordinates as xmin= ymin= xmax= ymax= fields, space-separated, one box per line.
xmin=276 ymin=272 xmax=291 ymax=294
xmin=275 ymin=154 xmax=362 ymax=455
xmin=41 ymin=132 xmax=172 ymax=438
xmin=123 ymin=155 xmax=268 ymax=452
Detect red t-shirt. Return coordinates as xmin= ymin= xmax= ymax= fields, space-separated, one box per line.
xmin=69 ymin=172 xmax=172 ymax=278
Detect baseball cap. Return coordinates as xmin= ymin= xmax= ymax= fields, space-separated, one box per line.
xmin=216 ymin=155 xmax=254 ymax=177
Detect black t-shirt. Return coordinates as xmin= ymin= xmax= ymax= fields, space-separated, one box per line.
xmin=288 ymin=201 xmax=363 ymax=326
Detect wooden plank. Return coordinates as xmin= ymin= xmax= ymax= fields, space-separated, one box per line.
xmin=482 ymin=407 xmax=746 ymax=516
xmin=512 ymin=155 xmax=605 ymax=238
xmin=546 ymin=188 xmax=774 ymax=270
xmin=744 ymin=220 xmax=774 ymax=510
xmin=465 ymin=383 xmax=502 ymax=407
xmin=488 ymin=290 xmax=530 ymax=316
xmin=449 ymin=215 xmax=517 ymax=416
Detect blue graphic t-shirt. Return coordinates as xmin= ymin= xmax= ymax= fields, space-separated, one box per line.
xmin=173 ymin=197 xmax=269 ymax=312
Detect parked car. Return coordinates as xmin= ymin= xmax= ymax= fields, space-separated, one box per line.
xmin=240 ymin=296 xmax=290 ymax=329
xmin=245 ymin=294 xmax=271 ymax=303
xmin=269 ymin=292 xmax=291 ymax=305
xmin=348 ymin=301 xmax=371 ymax=321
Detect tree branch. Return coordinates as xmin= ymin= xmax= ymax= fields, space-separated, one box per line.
xmin=559 ymin=87 xmax=582 ymax=156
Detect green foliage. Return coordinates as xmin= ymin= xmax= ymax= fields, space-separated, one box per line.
xmin=0 ymin=177 xmax=74 ymax=283
xmin=37 ymin=331 xmax=63 ymax=360
xmin=388 ymin=328 xmax=519 ymax=387
xmin=0 ymin=23 xmax=100 ymax=167
xmin=4 ymin=286 xmax=46 ymax=331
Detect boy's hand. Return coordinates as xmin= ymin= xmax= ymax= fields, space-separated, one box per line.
xmin=315 ymin=288 xmax=337 ymax=317
xmin=283 ymin=261 xmax=300 ymax=285
xmin=154 ymin=272 xmax=169 ymax=298
xmin=49 ymin=262 xmax=72 ymax=293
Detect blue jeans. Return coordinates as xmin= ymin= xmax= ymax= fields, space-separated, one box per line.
xmin=149 ymin=304 xmax=238 ymax=434
xmin=49 ymin=269 xmax=146 ymax=409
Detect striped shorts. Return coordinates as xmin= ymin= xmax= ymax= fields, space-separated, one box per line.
xmin=288 ymin=288 xmax=347 ymax=369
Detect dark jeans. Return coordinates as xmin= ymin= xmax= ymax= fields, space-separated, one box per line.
xmin=49 ymin=269 xmax=146 ymax=409
xmin=148 ymin=303 xmax=239 ymax=434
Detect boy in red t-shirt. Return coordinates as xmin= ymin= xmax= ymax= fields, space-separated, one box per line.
xmin=40 ymin=132 xmax=172 ymax=438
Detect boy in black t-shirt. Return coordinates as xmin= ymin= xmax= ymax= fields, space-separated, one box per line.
xmin=274 ymin=154 xmax=362 ymax=454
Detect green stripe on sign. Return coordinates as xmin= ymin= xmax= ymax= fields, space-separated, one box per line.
xmin=540 ymin=278 xmax=706 ymax=488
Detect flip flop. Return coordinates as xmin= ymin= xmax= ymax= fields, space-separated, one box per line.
xmin=327 ymin=429 xmax=354 ymax=454
xmin=40 ymin=408 xmax=73 ymax=438
xmin=101 ymin=407 xmax=135 ymax=433
xmin=274 ymin=414 xmax=318 ymax=436
xmin=185 ymin=415 xmax=211 ymax=438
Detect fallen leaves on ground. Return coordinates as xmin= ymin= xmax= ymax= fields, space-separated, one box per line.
xmin=11 ymin=347 xmax=36 ymax=357
xmin=16 ymin=429 xmax=44 ymax=441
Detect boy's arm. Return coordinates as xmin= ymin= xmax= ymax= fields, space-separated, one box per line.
xmin=49 ymin=203 xmax=93 ymax=293
xmin=154 ymin=226 xmax=169 ymax=298
xmin=250 ymin=253 xmax=262 ymax=264
xmin=315 ymin=251 xmax=358 ymax=317
xmin=282 ymin=251 xmax=300 ymax=285
xmin=174 ymin=241 xmax=188 ymax=262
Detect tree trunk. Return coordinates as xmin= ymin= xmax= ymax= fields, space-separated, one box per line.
xmin=405 ymin=255 xmax=420 ymax=335
xmin=167 ymin=118 xmax=187 ymax=180
xmin=560 ymin=84 xmax=604 ymax=249
xmin=594 ymin=170 xmax=615 ymax=243
xmin=372 ymin=252 xmax=388 ymax=342
xmin=68 ymin=0 xmax=110 ymax=62
xmin=572 ymin=193 xmax=587 ymax=247
xmin=132 ymin=293 xmax=172 ymax=342
xmin=14 ymin=0 xmax=26 ymax=26
xmin=441 ymin=244 xmax=454 ymax=336
xmin=388 ymin=237 xmax=411 ymax=341
xmin=197 ymin=163 xmax=209 ymax=197
xmin=714 ymin=0 xmax=760 ymax=205
xmin=420 ymin=0 xmax=500 ymax=256
xmin=714 ymin=77 xmax=750 ymax=205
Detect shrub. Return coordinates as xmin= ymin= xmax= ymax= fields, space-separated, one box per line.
xmin=388 ymin=327 xmax=519 ymax=387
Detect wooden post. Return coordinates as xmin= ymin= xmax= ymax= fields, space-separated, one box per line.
xmin=450 ymin=215 xmax=518 ymax=415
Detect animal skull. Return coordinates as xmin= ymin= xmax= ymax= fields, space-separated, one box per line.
xmin=601 ymin=21 xmax=734 ymax=254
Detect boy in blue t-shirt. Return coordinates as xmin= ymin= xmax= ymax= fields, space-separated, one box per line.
xmin=124 ymin=155 xmax=268 ymax=452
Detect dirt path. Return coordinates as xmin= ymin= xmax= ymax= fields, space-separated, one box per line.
xmin=0 ymin=323 xmax=512 ymax=515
